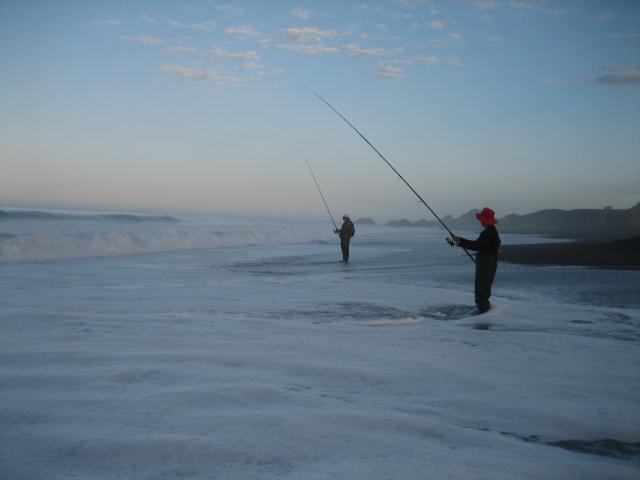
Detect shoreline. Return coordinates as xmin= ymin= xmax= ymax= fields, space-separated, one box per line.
xmin=499 ymin=236 xmax=640 ymax=269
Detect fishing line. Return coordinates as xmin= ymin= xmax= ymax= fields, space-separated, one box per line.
xmin=303 ymin=153 xmax=338 ymax=231
xmin=307 ymin=87 xmax=475 ymax=264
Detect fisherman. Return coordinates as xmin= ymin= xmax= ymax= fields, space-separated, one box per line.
xmin=451 ymin=208 xmax=501 ymax=314
xmin=335 ymin=215 xmax=355 ymax=263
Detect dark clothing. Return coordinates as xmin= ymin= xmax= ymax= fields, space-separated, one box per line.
xmin=338 ymin=220 xmax=355 ymax=262
xmin=458 ymin=226 xmax=500 ymax=313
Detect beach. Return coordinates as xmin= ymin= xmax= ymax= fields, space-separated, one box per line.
xmin=1 ymin=210 xmax=639 ymax=479
xmin=500 ymin=236 xmax=640 ymax=269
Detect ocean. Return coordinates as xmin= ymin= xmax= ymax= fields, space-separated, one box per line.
xmin=1 ymin=207 xmax=639 ymax=479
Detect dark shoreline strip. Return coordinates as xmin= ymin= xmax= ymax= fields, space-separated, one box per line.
xmin=500 ymin=236 xmax=640 ymax=269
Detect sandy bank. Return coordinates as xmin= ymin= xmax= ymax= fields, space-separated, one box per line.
xmin=500 ymin=236 xmax=640 ymax=269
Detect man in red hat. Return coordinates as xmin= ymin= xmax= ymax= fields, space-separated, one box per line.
xmin=451 ymin=208 xmax=501 ymax=314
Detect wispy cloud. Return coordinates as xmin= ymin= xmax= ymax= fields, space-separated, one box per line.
xmin=508 ymin=1 xmax=569 ymax=17
xmin=572 ymin=66 xmax=640 ymax=87
xmin=285 ymin=27 xmax=337 ymax=42
xmin=419 ymin=56 xmax=440 ymax=65
xmin=210 ymin=47 xmax=260 ymax=61
xmin=393 ymin=0 xmax=428 ymax=7
xmin=118 ymin=35 xmax=164 ymax=45
xmin=225 ymin=25 xmax=261 ymax=39
xmin=158 ymin=65 xmax=239 ymax=86
xmin=609 ymin=32 xmax=640 ymax=39
xmin=83 ymin=19 xmax=122 ymax=28
xmin=426 ymin=20 xmax=445 ymax=29
xmin=168 ymin=20 xmax=217 ymax=31
xmin=277 ymin=43 xmax=339 ymax=56
xmin=166 ymin=46 xmax=198 ymax=55
xmin=593 ymin=11 xmax=614 ymax=22
xmin=342 ymin=43 xmax=386 ymax=58
xmin=592 ymin=70 xmax=640 ymax=87
xmin=377 ymin=63 xmax=403 ymax=80
xmin=447 ymin=58 xmax=463 ymax=67
xmin=466 ymin=0 xmax=572 ymax=17
xmin=240 ymin=62 xmax=261 ymax=71
xmin=139 ymin=13 xmax=159 ymax=24
xmin=210 ymin=1 xmax=244 ymax=15
xmin=484 ymin=33 xmax=507 ymax=42
xmin=430 ymin=32 xmax=463 ymax=48
xmin=291 ymin=8 xmax=313 ymax=20
xmin=358 ymin=4 xmax=384 ymax=12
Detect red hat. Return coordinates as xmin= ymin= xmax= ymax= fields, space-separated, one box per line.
xmin=475 ymin=207 xmax=498 ymax=225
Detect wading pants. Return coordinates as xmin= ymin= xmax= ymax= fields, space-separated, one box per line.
xmin=475 ymin=253 xmax=498 ymax=313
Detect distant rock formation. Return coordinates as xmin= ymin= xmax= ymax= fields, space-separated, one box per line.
xmin=386 ymin=218 xmax=430 ymax=227
xmin=355 ymin=217 xmax=376 ymax=225
xmin=423 ymin=203 xmax=640 ymax=240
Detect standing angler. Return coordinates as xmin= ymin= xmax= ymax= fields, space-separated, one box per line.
xmin=335 ymin=215 xmax=355 ymax=263
xmin=451 ymin=208 xmax=501 ymax=314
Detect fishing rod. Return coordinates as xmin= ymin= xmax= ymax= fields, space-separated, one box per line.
xmin=303 ymin=153 xmax=339 ymax=231
xmin=307 ymin=86 xmax=476 ymax=264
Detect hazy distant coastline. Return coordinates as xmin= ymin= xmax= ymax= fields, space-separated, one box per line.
xmin=355 ymin=204 xmax=640 ymax=268
xmin=357 ymin=203 xmax=640 ymax=240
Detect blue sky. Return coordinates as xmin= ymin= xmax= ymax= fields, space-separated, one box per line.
xmin=0 ymin=0 xmax=638 ymax=220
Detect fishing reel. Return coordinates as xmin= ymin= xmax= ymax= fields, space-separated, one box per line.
xmin=446 ymin=237 xmax=455 ymax=247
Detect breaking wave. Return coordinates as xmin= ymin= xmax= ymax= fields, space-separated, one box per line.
xmin=0 ymin=210 xmax=178 ymax=223
xmin=0 ymin=226 xmax=329 ymax=264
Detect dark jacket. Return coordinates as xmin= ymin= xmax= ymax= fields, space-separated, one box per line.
xmin=458 ymin=225 xmax=500 ymax=255
xmin=338 ymin=220 xmax=355 ymax=240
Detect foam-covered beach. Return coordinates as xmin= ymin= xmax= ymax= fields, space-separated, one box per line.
xmin=1 ymin=210 xmax=639 ymax=479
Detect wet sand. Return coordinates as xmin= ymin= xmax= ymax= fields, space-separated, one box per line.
xmin=500 ymin=236 xmax=640 ymax=269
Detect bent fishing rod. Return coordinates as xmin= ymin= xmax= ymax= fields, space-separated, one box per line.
xmin=307 ymin=87 xmax=476 ymax=264
xmin=304 ymin=153 xmax=339 ymax=231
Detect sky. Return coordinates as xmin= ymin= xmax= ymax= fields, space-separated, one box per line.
xmin=0 ymin=0 xmax=639 ymax=221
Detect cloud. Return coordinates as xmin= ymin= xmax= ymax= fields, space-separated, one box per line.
xmin=118 ymin=35 xmax=164 ymax=45
xmin=168 ymin=20 xmax=216 ymax=31
xmin=419 ymin=56 xmax=440 ymax=65
xmin=240 ymin=62 xmax=261 ymax=71
xmin=166 ymin=46 xmax=198 ymax=55
xmin=210 ymin=47 xmax=260 ymax=60
xmin=430 ymin=32 xmax=463 ymax=48
xmin=225 ymin=25 xmax=261 ymax=39
xmin=466 ymin=0 xmax=572 ymax=16
xmin=277 ymin=43 xmax=339 ymax=56
xmin=592 ymin=70 xmax=640 ymax=87
xmin=83 ymin=19 xmax=122 ymax=28
xmin=210 ymin=1 xmax=244 ymax=15
xmin=139 ymin=13 xmax=158 ymax=24
xmin=426 ymin=20 xmax=445 ymax=29
xmin=609 ymin=32 xmax=640 ymax=39
xmin=285 ymin=27 xmax=337 ymax=42
xmin=484 ymin=33 xmax=507 ymax=42
xmin=377 ymin=63 xmax=403 ymax=80
xmin=342 ymin=43 xmax=386 ymax=58
xmin=593 ymin=11 xmax=614 ymax=21
xmin=291 ymin=8 xmax=313 ymax=20
xmin=158 ymin=65 xmax=239 ymax=86
xmin=508 ymin=1 xmax=568 ymax=16
xmin=447 ymin=57 xmax=463 ymax=67
xmin=392 ymin=12 xmax=413 ymax=20
xmin=393 ymin=0 xmax=428 ymax=7
xmin=358 ymin=4 xmax=384 ymax=12
xmin=571 ymin=66 xmax=640 ymax=87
